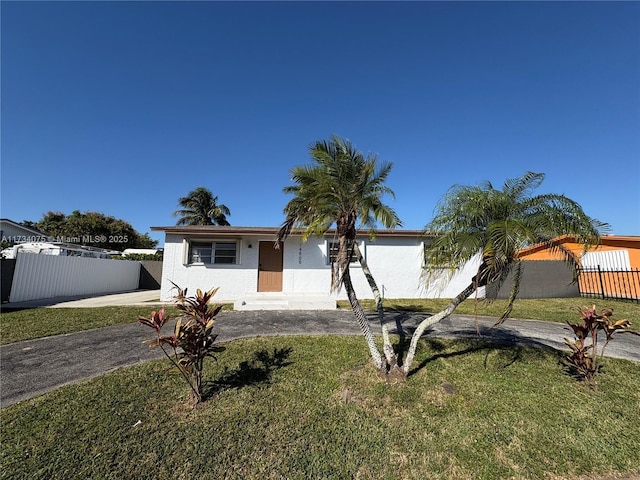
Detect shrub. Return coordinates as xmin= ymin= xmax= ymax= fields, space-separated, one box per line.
xmin=564 ymin=305 xmax=638 ymax=381
xmin=139 ymin=285 xmax=225 ymax=403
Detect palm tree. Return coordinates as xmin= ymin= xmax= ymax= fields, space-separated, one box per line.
xmin=173 ymin=187 xmax=231 ymax=226
xmin=277 ymin=135 xmax=402 ymax=375
xmin=402 ymin=171 xmax=609 ymax=375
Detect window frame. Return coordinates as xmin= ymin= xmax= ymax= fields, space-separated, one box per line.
xmin=422 ymin=239 xmax=455 ymax=269
xmin=325 ymin=239 xmax=364 ymax=266
xmin=185 ymin=239 xmax=241 ymax=266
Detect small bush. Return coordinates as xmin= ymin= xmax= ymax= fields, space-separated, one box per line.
xmin=139 ymin=285 xmax=225 ymax=403
xmin=564 ymin=305 xmax=638 ymax=381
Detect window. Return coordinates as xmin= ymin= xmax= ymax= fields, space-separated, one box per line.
xmin=213 ymin=242 xmax=237 ymax=264
xmin=422 ymin=240 xmax=454 ymax=269
xmin=189 ymin=240 xmax=238 ymax=265
xmin=326 ymin=240 xmax=361 ymax=265
xmin=190 ymin=242 xmax=212 ymax=264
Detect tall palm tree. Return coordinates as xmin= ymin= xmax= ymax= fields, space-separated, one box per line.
xmin=173 ymin=187 xmax=231 ymax=226
xmin=277 ymin=135 xmax=402 ymax=374
xmin=402 ymin=171 xmax=609 ymax=374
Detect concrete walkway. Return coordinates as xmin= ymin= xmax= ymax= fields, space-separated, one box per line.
xmin=2 ymin=306 xmax=639 ymax=407
xmin=3 ymin=289 xmax=162 ymax=309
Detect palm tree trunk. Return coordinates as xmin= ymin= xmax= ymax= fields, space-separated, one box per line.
xmin=342 ymin=266 xmax=385 ymax=371
xmin=402 ymin=282 xmax=477 ymax=375
xmin=353 ymin=243 xmax=397 ymax=369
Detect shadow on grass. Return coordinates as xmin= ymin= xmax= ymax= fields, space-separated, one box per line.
xmin=407 ymin=341 xmax=488 ymax=377
xmin=386 ymin=303 xmax=434 ymax=313
xmin=202 ymin=347 xmax=293 ymax=400
xmin=406 ymin=338 xmax=561 ymax=378
xmin=378 ymin=312 xmax=564 ymax=378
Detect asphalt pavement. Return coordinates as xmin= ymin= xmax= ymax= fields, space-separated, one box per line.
xmin=2 ymin=293 xmax=639 ymax=408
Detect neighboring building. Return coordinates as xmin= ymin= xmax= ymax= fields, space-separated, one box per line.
xmin=517 ymin=235 xmax=640 ymax=270
xmin=151 ymin=226 xmax=482 ymax=310
xmin=1 ymin=218 xmax=123 ymax=260
xmin=516 ymin=235 xmax=640 ymax=301
xmin=0 ymin=219 xmax=48 ymax=245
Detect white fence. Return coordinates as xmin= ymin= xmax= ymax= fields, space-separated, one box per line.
xmin=9 ymin=253 xmax=140 ymax=303
xmin=581 ymin=249 xmax=631 ymax=271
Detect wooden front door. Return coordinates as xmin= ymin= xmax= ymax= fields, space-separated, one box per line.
xmin=258 ymin=241 xmax=283 ymax=292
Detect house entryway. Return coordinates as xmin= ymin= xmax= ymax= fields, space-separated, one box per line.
xmin=234 ymin=241 xmax=335 ymax=310
xmin=258 ymin=241 xmax=283 ymax=292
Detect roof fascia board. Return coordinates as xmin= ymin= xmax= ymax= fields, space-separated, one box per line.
xmin=151 ymin=226 xmax=427 ymax=238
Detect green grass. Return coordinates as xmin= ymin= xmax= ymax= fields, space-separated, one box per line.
xmin=0 ymin=306 xmax=178 ymax=345
xmin=0 ymin=304 xmax=233 ymax=345
xmin=340 ymin=297 xmax=640 ymax=324
xmin=2 ymin=335 xmax=639 ymax=479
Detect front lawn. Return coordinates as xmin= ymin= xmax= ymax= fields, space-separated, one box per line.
xmin=0 ymin=306 xmax=180 ymax=345
xmin=0 ymin=304 xmax=231 ymax=345
xmin=340 ymin=297 xmax=639 ymax=324
xmin=2 ymin=335 xmax=639 ymax=479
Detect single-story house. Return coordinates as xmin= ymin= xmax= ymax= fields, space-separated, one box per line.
xmin=150 ymin=226 xmax=482 ymax=310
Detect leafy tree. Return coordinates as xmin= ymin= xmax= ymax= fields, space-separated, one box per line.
xmin=402 ymin=172 xmax=609 ymax=375
xmin=36 ymin=212 xmax=67 ymax=237
xmin=34 ymin=210 xmax=157 ymax=251
xmin=173 ymin=187 xmax=231 ymax=226
xmin=278 ymin=134 xmax=403 ymax=379
xmin=19 ymin=220 xmax=39 ymax=230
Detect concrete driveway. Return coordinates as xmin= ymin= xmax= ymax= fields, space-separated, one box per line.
xmin=2 ymin=289 xmax=162 ymax=309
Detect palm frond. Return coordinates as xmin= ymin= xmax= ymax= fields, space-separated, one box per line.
xmin=502 ymin=171 xmax=544 ymax=202
xmin=173 ymin=187 xmax=231 ymax=226
xmin=424 ymin=171 xmax=608 ymax=311
xmin=280 ymin=135 xmax=400 ymax=291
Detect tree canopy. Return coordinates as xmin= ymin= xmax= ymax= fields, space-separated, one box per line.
xmin=30 ymin=210 xmax=157 ymax=252
xmin=173 ymin=187 xmax=231 ymax=226
xmin=401 ymin=171 xmax=609 ymax=374
xmin=423 ymin=171 xmax=608 ymax=317
xmin=279 ymin=135 xmax=400 ymax=244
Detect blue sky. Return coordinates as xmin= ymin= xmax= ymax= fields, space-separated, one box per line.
xmin=2 ymin=1 xmax=639 ymax=245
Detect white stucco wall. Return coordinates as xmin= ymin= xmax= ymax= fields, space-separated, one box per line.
xmin=160 ymin=233 xmax=483 ymax=302
xmin=160 ymin=234 xmax=259 ymax=301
